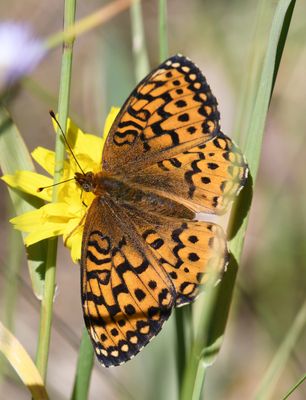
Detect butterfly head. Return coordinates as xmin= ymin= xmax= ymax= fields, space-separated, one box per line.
xmin=75 ymin=171 xmax=95 ymax=193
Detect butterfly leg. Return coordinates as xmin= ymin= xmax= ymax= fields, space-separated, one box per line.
xmin=64 ymin=211 xmax=87 ymax=247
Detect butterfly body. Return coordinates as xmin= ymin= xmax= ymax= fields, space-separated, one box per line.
xmin=76 ymin=170 xmax=195 ymax=219
xmin=78 ymin=54 xmax=248 ymax=367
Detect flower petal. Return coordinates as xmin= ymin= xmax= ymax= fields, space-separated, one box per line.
xmin=25 ymin=226 xmax=65 ymax=246
xmin=31 ymin=147 xmax=55 ymax=176
xmin=74 ymin=133 xmax=103 ymax=166
xmin=103 ymin=107 xmax=120 ymax=137
xmin=11 ymin=202 xmax=73 ymax=229
xmin=63 ymin=217 xmax=84 ymax=262
xmin=2 ymin=171 xmax=52 ymax=201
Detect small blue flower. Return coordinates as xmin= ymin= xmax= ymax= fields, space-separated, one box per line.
xmin=0 ymin=21 xmax=47 ymax=92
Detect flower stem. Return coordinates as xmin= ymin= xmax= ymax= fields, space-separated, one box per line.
xmin=35 ymin=238 xmax=58 ymax=381
xmin=158 ymin=0 xmax=168 ymax=61
xmin=35 ymin=0 xmax=76 ymax=382
xmin=71 ymin=329 xmax=94 ymax=400
xmin=130 ymin=0 xmax=150 ymax=81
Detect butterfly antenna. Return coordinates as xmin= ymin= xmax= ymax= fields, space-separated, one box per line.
xmin=37 ymin=177 xmax=75 ymax=192
xmin=49 ymin=110 xmax=86 ymax=175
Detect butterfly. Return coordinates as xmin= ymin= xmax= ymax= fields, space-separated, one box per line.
xmin=75 ymin=54 xmax=248 ymax=367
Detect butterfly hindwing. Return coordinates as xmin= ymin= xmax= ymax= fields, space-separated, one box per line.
xmin=120 ymin=204 xmax=228 ymax=306
xmin=81 ymin=196 xmax=175 ymax=367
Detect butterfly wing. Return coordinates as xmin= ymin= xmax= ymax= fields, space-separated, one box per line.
xmin=81 ymin=196 xmax=175 ymax=367
xmin=127 ymin=134 xmax=247 ymax=214
xmin=120 ymin=203 xmax=228 ymax=306
xmin=102 ymin=54 xmax=220 ymax=174
xmin=102 ymin=54 xmax=248 ymax=214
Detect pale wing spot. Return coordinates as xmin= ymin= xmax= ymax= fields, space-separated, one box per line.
xmin=205 ymin=106 xmax=212 ymax=115
xmin=140 ymin=325 xmax=150 ymax=335
xmin=121 ymin=344 xmax=129 ymax=352
xmin=130 ymin=335 xmax=138 ymax=344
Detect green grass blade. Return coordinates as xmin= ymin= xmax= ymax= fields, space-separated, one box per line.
xmin=71 ymin=329 xmax=94 ymax=400
xmin=234 ymin=0 xmax=271 ymax=144
xmin=159 ymin=0 xmax=168 ymax=61
xmin=130 ymin=0 xmax=150 ymax=81
xmin=230 ymin=0 xmax=296 ymax=263
xmin=174 ymin=307 xmax=188 ymax=387
xmin=270 ymin=0 xmax=296 ymax=98
xmin=244 ymin=0 xmax=296 ymax=181
xmin=281 ymin=373 xmax=306 ymax=400
xmin=1 ymin=227 xmax=23 ymax=331
xmin=254 ymin=300 xmax=306 ymax=400
xmin=0 ymin=107 xmax=47 ymax=299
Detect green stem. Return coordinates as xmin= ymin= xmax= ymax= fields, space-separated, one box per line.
xmin=254 ymin=300 xmax=306 ymax=400
xmin=35 ymin=238 xmax=58 ymax=381
xmin=71 ymin=329 xmax=94 ymax=400
xmin=35 ymin=0 xmax=76 ymax=382
xmin=180 ymin=279 xmax=221 ymax=400
xmin=281 ymin=373 xmax=306 ymax=400
xmin=175 ymin=307 xmax=187 ymax=385
xmin=130 ymin=0 xmax=150 ymax=81
xmin=158 ymin=0 xmax=168 ymax=61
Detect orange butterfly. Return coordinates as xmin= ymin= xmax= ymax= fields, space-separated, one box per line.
xmin=75 ymin=54 xmax=248 ymax=367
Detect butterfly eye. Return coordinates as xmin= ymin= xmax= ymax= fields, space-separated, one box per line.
xmin=83 ymin=183 xmax=92 ymax=192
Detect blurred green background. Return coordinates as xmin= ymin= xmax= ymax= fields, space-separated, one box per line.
xmin=0 ymin=0 xmax=305 ymax=399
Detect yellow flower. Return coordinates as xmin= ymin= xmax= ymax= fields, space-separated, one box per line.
xmin=2 ymin=107 xmax=120 ymax=262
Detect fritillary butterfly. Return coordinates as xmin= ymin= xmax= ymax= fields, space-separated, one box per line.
xmin=75 ymin=54 xmax=248 ymax=367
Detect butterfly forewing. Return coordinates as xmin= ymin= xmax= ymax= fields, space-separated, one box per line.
xmin=102 ymin=54 xmax=220 ymax=174
xmin=127 ymin=133 xmax=247 ymax=214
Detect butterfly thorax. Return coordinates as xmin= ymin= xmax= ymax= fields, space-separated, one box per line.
xmin=75 ymin=170 xmax=194 ymax=219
